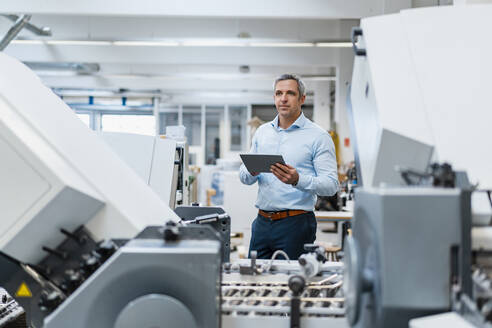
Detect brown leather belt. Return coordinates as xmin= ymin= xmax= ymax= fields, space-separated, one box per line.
xmin=259 ymin=209 xmax=308 ymax=221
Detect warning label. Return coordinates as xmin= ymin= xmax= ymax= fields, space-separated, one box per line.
xmin=15 ymin=282 xmax=32 ymax=298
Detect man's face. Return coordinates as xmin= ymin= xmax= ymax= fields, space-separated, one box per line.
xmin=274 ymin=79 xmax=305 ymax=120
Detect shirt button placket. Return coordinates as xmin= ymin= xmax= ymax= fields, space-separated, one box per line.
xmin=278 ymin=130 xmax=284 ymax=152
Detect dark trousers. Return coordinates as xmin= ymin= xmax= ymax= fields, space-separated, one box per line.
xmin=248 ymin=211 xmax=317 ymax=260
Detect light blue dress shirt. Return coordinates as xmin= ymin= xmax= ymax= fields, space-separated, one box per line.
xmin=239 ymin=112 xmax=339 ymax=211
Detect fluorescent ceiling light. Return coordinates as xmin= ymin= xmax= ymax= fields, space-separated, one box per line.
xmin=97 ymin=73 xmax=334 ymax=81
xmin=11 ymin=40 xmax=44 ymax=45
xmin=113 ymin=41 xmax=179 ymax=46
xmin=11 ymin=39 xmax=352 ymax=48
xmin=303 ymin=76 xmax=336 ymax=81
xmin=45 ymin=40 xmax=112 ymax=46
xmin=249 ymin=42 xmax=314 ymax=47
xmin=25 ymin=62 xmax=100 ymax=73
xmin=181 ymin=40 xmax=245 ymax=47
xmin=32 ymin=71 xmax=79 ymax=77
xmin=316 ymin=42 xmax=352 ymax=47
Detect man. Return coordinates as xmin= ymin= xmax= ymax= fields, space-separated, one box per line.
xmin=239 ymin=74 xmax=339 ymax=260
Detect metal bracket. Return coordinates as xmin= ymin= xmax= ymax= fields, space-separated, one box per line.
xmin=0 ymin=14 xmax=31 ymax=51
xmin=1 ymin=14 xmax=51 ymax=36
xmin=351 ymin=27 xmax=366 ymax=57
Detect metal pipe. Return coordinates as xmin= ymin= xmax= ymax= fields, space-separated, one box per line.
xmin=2 ymin=14 xmax=51 ymax=36
xmin=0 ymin=14 xmax=32 ymax=51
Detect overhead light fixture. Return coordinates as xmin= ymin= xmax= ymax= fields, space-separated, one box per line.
xmin=91 ymin=73 xmax=334 ymax=81
xmin=11 ymin=39 xmax=44 ymax=45
xmin=181 ymin=40 xmax=245 ymax=47
xmin=113 ymin=41 xmax=179 ymax=47
xmin=249 ymin=42 xmax=314 ymax=47
xmin=45 ymin=40 xmax=112 ymax=46
xmin=24 ymin=62 xmax=100 ymax=73
xmin=302 ymin=76 xmax=336 ymax=81
xmin=10 ymin=39 xmax=352 ymax=48
xmin=315 ymin=42 xmax=352 ymax=47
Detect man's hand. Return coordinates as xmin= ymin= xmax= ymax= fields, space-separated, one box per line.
xmin=270 ymin=163 xmax=299 ymax=185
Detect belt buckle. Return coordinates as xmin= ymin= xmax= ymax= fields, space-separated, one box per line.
xmin=273 ymin=210 xmax=286 ymax=220
xmin=260 ymin=210 xmax=286 ymax=220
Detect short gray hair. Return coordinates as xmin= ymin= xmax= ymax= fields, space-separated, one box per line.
xmin=274 ymin=74 xmax=306 ymax=99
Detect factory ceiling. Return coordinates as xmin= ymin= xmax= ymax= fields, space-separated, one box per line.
xmin=0 ymin=0 xmax=424 ymax=102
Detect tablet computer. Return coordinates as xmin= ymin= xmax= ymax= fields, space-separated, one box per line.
xmin=240 ymin=154 xmax=286 ymax=173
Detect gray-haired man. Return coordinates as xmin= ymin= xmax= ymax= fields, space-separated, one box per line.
xmin=239 ymin=74 xmax=339 ymax=260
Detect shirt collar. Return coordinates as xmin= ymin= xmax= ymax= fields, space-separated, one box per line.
xmin=271 ymin=112 xmax=306 ymax=130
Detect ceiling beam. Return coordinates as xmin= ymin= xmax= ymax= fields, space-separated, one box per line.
xmin=5 ymin=44 xmax=343 ymax=66
xmin=0 ymin=16 xmax=359 ymax=41
xmin=40 ymin=75 xmax=322 ymax=104
xmin=0 ymin=0 xmax=410 ymax=19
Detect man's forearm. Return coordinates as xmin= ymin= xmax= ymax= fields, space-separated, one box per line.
xmin=294 ymin=173 xmax=339 ymax=196
xmin=239 ymin=164 xmax=259 ymax=185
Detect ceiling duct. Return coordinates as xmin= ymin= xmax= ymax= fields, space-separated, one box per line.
xmin=51 ymin=87 xmax=167 ymax=99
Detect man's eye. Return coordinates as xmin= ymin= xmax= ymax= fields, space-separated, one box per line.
xmin=287 ymin=91 xmax=296 ymax=96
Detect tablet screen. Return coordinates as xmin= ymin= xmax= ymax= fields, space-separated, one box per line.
xmin=240 ymin=154 xmax=286 ymax=173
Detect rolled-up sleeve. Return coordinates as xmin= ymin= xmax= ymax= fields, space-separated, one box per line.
xmin=294 ymin=132 xmax=339 ymax=196
xmin=239 ymin=133 xmax=259 ymax=185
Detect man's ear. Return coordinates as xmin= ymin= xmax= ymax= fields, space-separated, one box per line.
xmin=299 ymin=94 xmax=306 ymax=105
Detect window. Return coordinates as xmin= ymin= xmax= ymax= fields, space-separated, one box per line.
xmin=229 ymin=105 xmax=247 ymax=151
xmin=101 ymin=114 xmax=155 ymax=136
xmin=159 ymin=111 xmax=179 ymax=135
xmin=205 ymin=106 xmax=223 ymax=164
xmin=188 ymin=153 xmax=197 ymax=166
xmin=182 ymin=106 xmax=202 ymax=146
xmin=76 ymin=113 xmax=91 ymax=127
xmin=64 ymin=95 xmax=252 ymax=167
xmin=252 ymin=104 xmax=314 ymax=122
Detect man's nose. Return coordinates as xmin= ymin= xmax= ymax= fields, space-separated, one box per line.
xmin=280 ymin=94 xmax=288 ymax=101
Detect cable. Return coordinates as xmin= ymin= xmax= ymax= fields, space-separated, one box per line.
xmin=271 ymin=250 xmax=290 ymax=261
xmin=264 ymin=250 xmax=290 ymax=273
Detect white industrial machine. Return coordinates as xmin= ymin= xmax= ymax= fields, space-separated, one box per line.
xmin=0 ymin=51 xmax=179 ymax=265
xmin=347 ymin=4 xmax=492 ymax=328
xmin=0 ymin=52 xmax=195 ymax=327
xmin=98 ymin=132 xmax=178 ymax=208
